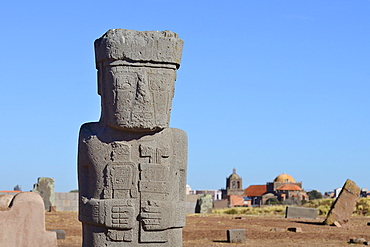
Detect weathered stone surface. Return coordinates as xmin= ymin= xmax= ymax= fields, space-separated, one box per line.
xmin=285 ymin=206 xmax=318 ymax=219
xmin=0 ymin=192 xmax=57 ymax=247
xmin=50 ymin=230 xmax=66 ymax=239
xmin=95 ymin=29 xmax=183 ymax=132
xmin=227 ymin=229 xmax=246 ymax=243
xmin=78 ymin=29 xmax=187 ymax=247
xmin=195 ymin=194 xmax=213 ymax=214
xmin=186 ymin=194 xmax=198 ymax=214
xmin=0 ymin=194 xmax=13 ymax=210
xmin=324 ymin=179 xmax=360 ymax=226
xmin=32 ymin=177 xmax=55 ymax=211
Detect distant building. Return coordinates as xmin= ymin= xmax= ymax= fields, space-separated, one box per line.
xmin=221 ymin=168 xmax=244 ymax=199
xmin=245 ymin=173 xmax=309 ymax=205
xmin=189 ymin=189 xmax=222 ymax=201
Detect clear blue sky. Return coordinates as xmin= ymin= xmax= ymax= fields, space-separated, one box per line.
xmin=0 ymin=1 xmax=369 ymax=193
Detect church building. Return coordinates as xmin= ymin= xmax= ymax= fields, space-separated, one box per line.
xmin=217 ymin=170 xmax=309 ymax=207
xmin=245 ymin=173 xmax=309 ymax=205
xmin=221 ymin=168 xmax=244 ymax=199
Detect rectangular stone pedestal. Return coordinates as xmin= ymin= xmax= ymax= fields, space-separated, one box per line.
xmin=227 ymin=229 xmax=246 ymax=243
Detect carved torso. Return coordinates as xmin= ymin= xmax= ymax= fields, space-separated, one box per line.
xmin=78 ymin=123 xmax=187 ymax=246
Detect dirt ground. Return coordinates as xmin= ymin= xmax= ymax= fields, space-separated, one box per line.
xmin=46 ymin=211 xmax=370 ymax=246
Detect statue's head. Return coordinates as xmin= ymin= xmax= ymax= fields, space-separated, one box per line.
xmin=94 ymin=29 xmax=183 ymax=132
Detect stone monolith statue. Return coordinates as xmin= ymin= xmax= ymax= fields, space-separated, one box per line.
xmin=78 ymin=29 xmax=187 ymax=247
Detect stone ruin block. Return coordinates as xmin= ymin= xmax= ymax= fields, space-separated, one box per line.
xmin=285 ymin=206 xmax=318 ymax=219
xmin=32 ymin=177 xmax=55 ymax=211
xmin=0 ymin=192 xmax=57 ymax=247
xmin=195 ymin=194 xmax=213 ymax=214
xmin=78 ymin=29 xmax=187 ymax=246
xmin=324 ymin=179 xmax=360 ymax=226
xmin=50 ymin=229 xmax=66 ymax=239
xmin=227 ymin=229 xmax=246 ymax=243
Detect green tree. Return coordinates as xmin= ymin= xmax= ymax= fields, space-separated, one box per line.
xmin=307 ymin=190 xmax=323 ymax=200
xmin=13 ymin=185 xmax=21 ymax=191
xmin=265 ymin=198 xmax=281 ymax=205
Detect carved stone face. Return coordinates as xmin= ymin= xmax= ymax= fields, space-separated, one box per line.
xmin=98 ymin=64 xmax=176 ymax=132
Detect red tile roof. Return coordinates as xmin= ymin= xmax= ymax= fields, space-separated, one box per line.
xmin=276 ymin=184 xmax=302 ymax=191
xmin=245 ymin=185 xmax=267 ymax=197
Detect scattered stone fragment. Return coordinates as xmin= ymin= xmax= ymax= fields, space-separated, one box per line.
xmin=227 ymin=229 xmax=246 ymax=243
xmin=333 ymin=221 xmax=341 ymax=227
xmin=287 ymin=227 xmax=302 ymax=233
xmin=323 ymin=179 xmax=360 ymax=226
xmin=349 ymin=238 xmax=366 ymax=244
xmin=50 ymin=230 xmax=66 ymax=239
xmin=270 ymin=228 xmax=286 ymax=232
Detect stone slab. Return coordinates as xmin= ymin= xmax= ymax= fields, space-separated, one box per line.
xmin=324 ymin=179 xmax=360 ymax=225
xmin=285 ymin=206 xmax=318 ymax=219
xmin=227 ymin=229 xmax=246 ymax=243
xmin=0 ymin=192 xmax=57 ymax=247
xmin=32 ymin=177 xmax=55 ymax=211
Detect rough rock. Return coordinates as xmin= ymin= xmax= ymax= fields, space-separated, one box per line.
xmin=32 ymin=177 xmax=55 ymax=211
xmin=323 ymin=179 xmax=360 ymax=226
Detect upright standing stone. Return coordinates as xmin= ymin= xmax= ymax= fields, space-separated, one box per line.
xmin=324 ymin=179 xmax=360 ymax=225
xmin=32 ymin=177 xmax=55 ymax=211
xmin=0 ymin=192 xmax=57 ymax=247
xmin=78 ymin=29 xmax=187 ymax=247
xmin=195 ymin=194 xmax=213 ymax=214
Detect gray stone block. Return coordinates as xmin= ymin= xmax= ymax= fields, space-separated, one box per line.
xmin=195 ymin=194 xmax=213 ymax=214
xmin=227 ymin=229 xmax=246 ymax=244
xmin=285 ymin=206 xmax=318 ymax=219
xmin=349 ymin=238 xmax=366 ymax=244
xmin=50 ymin=230 xmax=66 ymax=239
xmin=32 ymin=177 xmax=55 ymax=210
xmin=186 ymin=201 xmax=197 ymax=214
